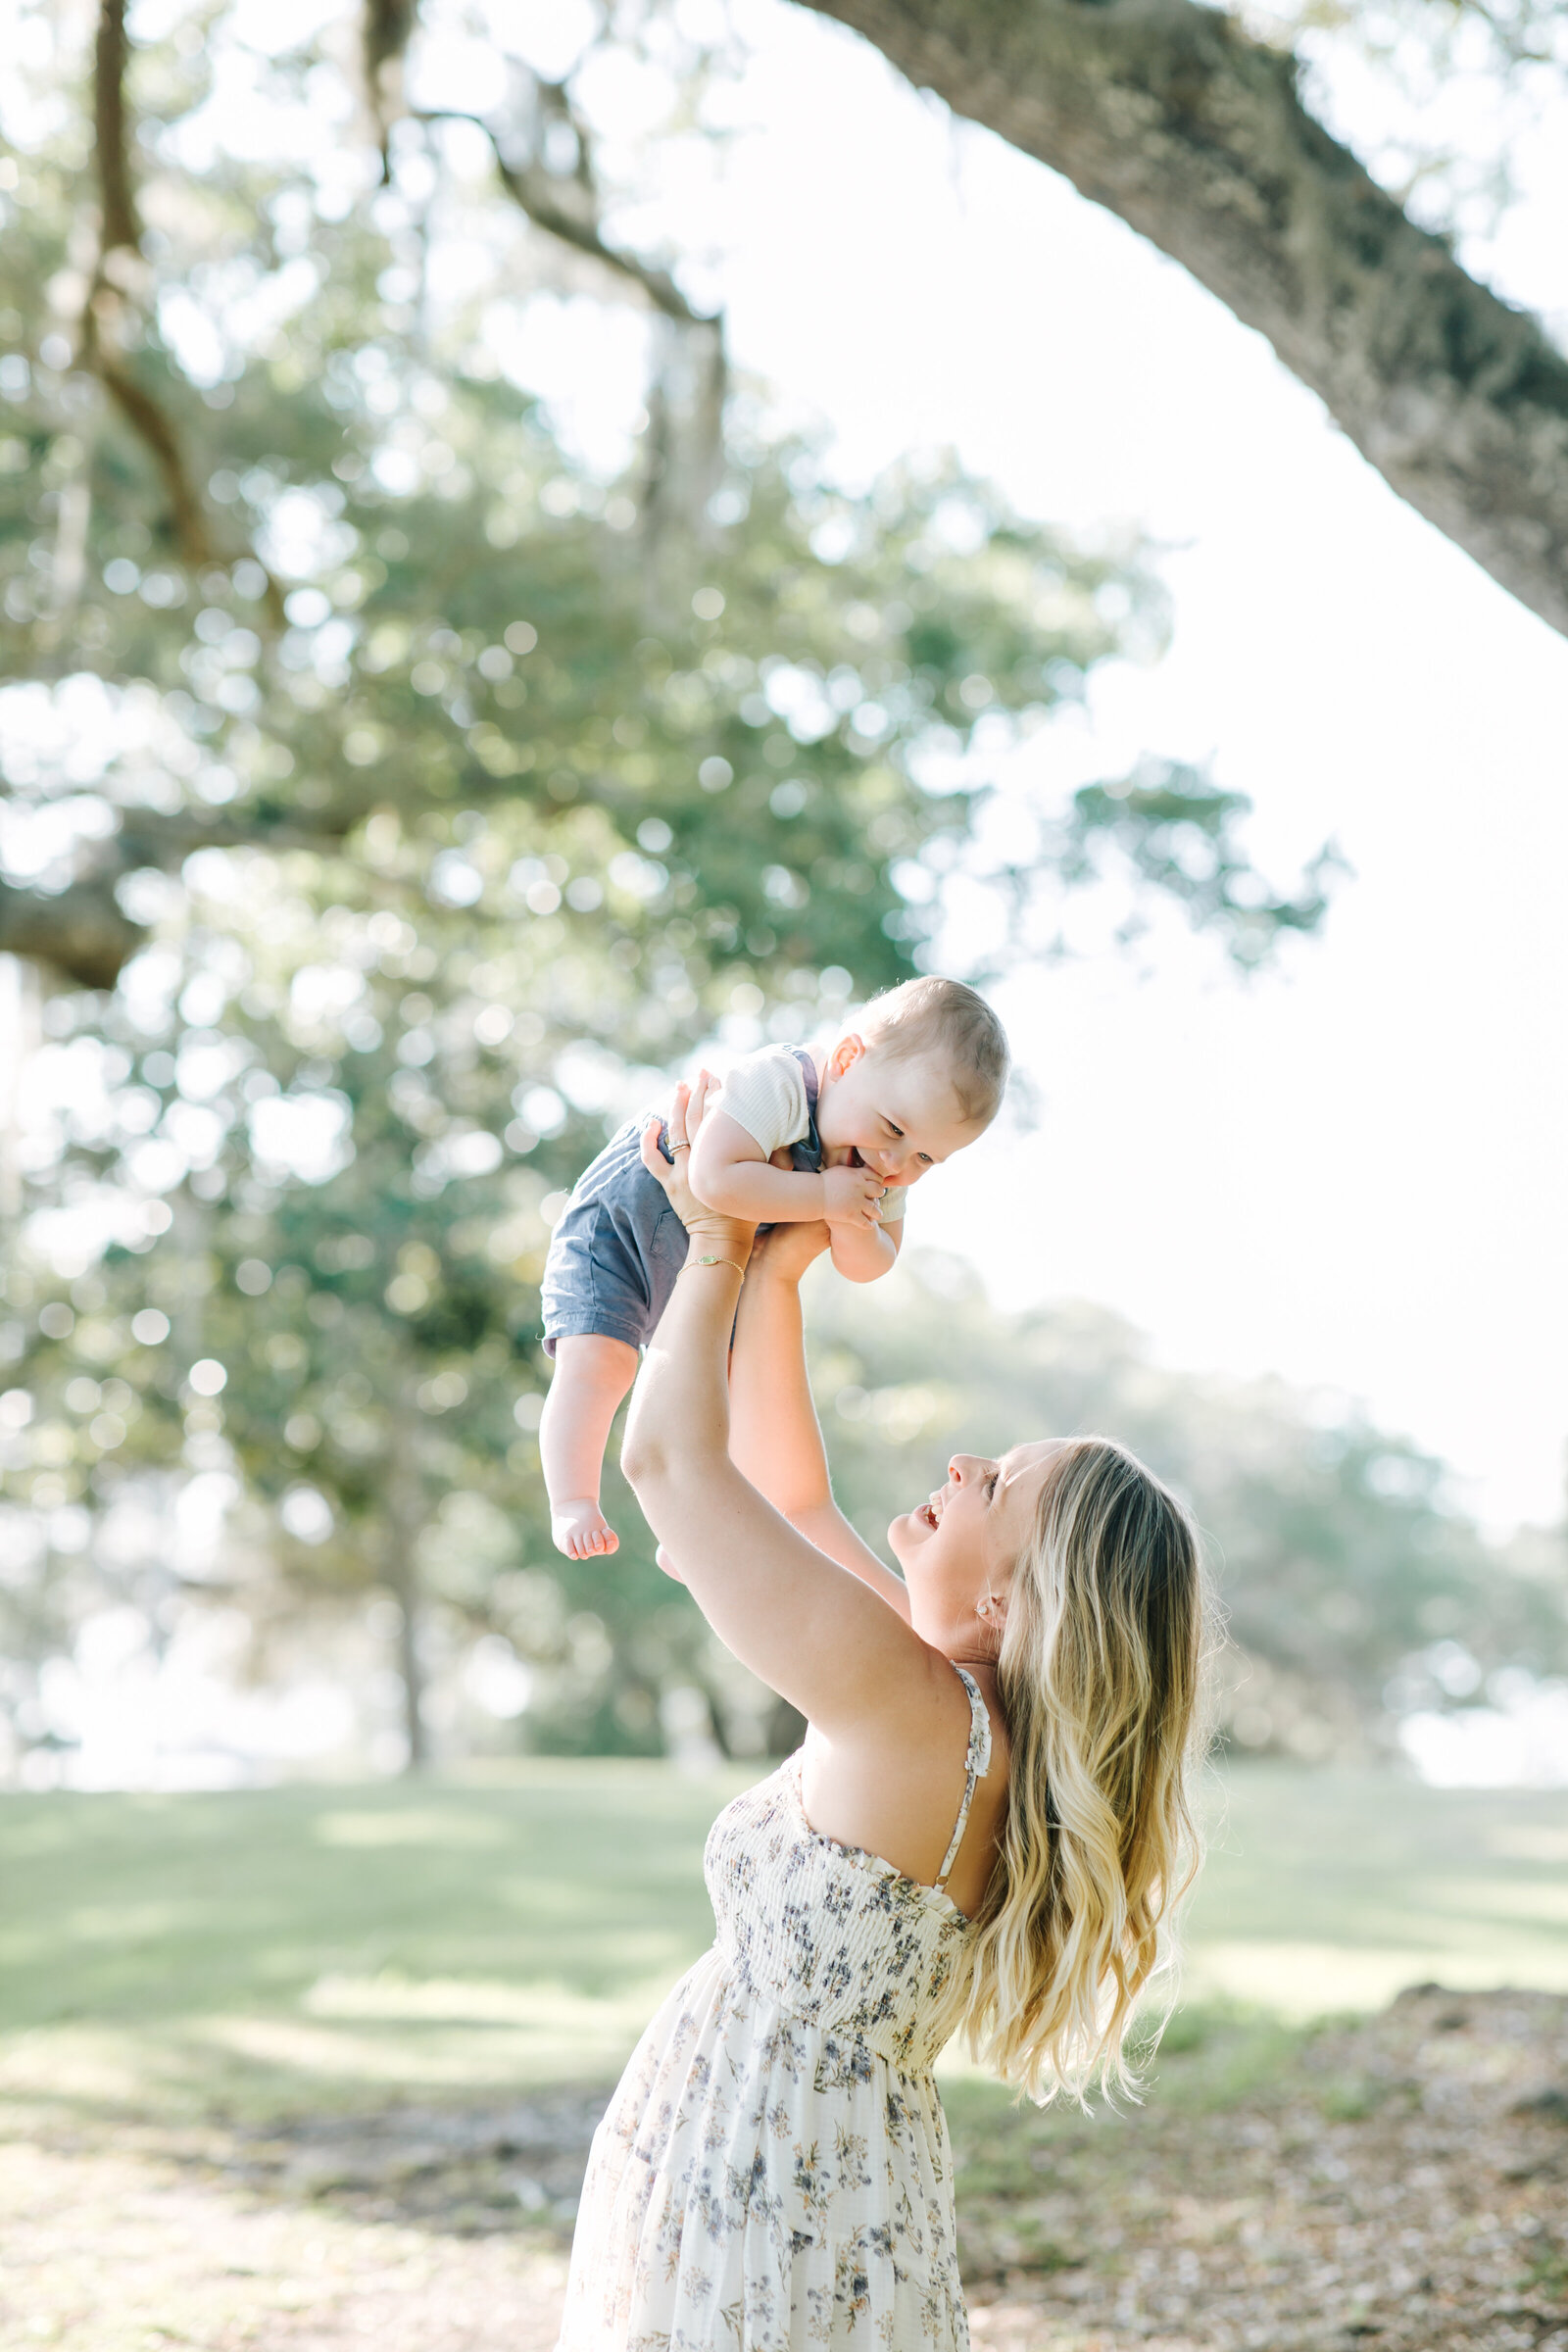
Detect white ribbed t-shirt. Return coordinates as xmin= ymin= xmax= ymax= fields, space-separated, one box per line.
xmin=717 ymin=1047 xmax=906 ymax=1225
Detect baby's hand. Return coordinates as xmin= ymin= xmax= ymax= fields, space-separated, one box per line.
xmin=821 ymin=1162 xmax=887 ymax=1230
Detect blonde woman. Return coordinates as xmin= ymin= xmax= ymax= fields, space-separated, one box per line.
xmin=556 ymin=1079 xmax=1209 ymax=2351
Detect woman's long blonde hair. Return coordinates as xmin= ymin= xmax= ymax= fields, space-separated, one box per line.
xmin=950 ymin=1437 xmax=1212 ymax=2103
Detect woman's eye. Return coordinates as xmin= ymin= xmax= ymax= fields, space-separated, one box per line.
xmin=984 ymin=1471 xmax=999 ymax=1500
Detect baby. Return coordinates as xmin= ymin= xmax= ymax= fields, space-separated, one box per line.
xmin=539 ymin=975 xmax=1009 ymax=1558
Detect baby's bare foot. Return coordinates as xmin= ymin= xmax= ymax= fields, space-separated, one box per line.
xmin=552 ymin=1498 xmax=619 ymax=1560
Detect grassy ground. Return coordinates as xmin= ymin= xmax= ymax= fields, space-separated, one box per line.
xmin=3 ymin=1758 xmax=1565 ymax=2125
xmin=3 ymin=1762 xmax=1567 ymax=2349
xmin=1184 ymin=1762 xmax=1568 ymax=2017
xmin=0 ymin=1757 xmax=741 ymax=2122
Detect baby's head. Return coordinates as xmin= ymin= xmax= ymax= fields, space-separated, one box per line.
xmin=816 ymin=976 xmax=1008 ymax=1190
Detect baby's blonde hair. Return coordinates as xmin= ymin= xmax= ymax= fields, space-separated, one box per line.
xmin=941 ymin=1437 xmax=1211 ymax=2103
xmin=858 ymin=976 xmax=1008 ymax=1126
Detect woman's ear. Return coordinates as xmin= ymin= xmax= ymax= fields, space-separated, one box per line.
xmin=976 ymin=1586 xmax=1010 ymax=1648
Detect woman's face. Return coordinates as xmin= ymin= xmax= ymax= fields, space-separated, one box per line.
xmin=889 ymin=1443 xmax=1061 ymax=1624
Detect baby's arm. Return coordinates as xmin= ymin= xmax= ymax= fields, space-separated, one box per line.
xmin=687 ymin=1110 xmax=886 ymax=1230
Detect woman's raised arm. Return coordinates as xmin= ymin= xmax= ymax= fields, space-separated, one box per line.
xmin=729 ymin=1225 xmax=912 ymax=1623
xmin=619 ymin=1091 xmax=942 ymax=1740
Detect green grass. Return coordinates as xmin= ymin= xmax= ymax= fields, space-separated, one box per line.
xmin=1 ymin=1758 xmax=1564 ymax=2128
xmin=1187 ymin=1761 xmax=1568 ymax=2016
xmin=0 ymin=1758 xmax=750 ymax=2122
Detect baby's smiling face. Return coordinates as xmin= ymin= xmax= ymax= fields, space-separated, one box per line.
xmin=814 ymin=1035 xmax=986 ymax=1191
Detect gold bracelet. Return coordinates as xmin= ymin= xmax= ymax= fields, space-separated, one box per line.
xmin=679 ymin=1253 xmax=746 ymax=1279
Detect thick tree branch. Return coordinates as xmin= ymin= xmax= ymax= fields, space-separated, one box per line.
xmin=415 ymin=107 xmax=718 ymax=327
xmin=90 ymin=353 xmax=220 ymax=574
xmin=804 ymin=0 xmax=1568 ymax=640
xmin=83 ymin=0 xmax=286 ymax=626
xmin=0 ymin=804 xmax=366 ymax=993
xmin=93 ymin=0 xmax=139 ymax=257
xmin=363 ymin=0 xmax=416 ymax=166
xmin=0 ymin=877 xmax=144 ymax=994
xmin=416 ymin=91 xmax=728 ymax=600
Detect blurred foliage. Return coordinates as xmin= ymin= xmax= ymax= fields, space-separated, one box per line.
xmin=6 ymin=1229 xmax=1565 ymax=1777
xmin=1060 ymin=765 xmax=1349 ymax=967
xmin=802 ymin=1257 xmax=1568 ymax=1762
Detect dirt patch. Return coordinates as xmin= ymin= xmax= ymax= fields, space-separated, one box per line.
xmin=960 ymin=1985 xmax=1568 ymax=2352
xmin=2 ymin=1988 xmax=1565 ymax=2349
xmin=0 ymin=2093 xmax=596 ymax=2350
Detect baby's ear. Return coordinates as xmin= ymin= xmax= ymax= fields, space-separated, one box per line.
xmin=828 ymin=1030 xmax=865 ymax=1077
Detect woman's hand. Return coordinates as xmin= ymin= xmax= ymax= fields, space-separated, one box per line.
xmin=640 ymin=1075 xmax=755 ymax=1259
xmin=747 ymin=1219 xmax=833 ymax=1283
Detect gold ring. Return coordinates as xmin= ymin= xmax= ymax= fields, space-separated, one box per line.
xmin=670 ymin=1142 xmax=690 ymax=1154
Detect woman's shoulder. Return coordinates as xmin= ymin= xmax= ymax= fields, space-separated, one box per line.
xmin=799 ymin=1646 xmax=1009 ymax=1904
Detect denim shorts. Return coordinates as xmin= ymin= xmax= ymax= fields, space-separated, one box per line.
xmin=540 ymin=1116 xmax=690 ymax=1356
xmin=541 ymin=1054 xmax=822 ymax=1355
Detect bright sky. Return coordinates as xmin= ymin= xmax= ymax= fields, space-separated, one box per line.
xmin=555 ymin=0 xmax=1568 ymax=1534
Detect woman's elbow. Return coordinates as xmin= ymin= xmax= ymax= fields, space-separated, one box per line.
xmin=619 ymin=1430 xmax=668 ymax=1494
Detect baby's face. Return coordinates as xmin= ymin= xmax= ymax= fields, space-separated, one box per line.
xmin=815 ymin=1038 xmax=985 ymax=1189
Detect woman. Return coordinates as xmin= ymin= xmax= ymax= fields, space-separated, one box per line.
xmin=556 ymin=1081 xmax=1209 ymax=2351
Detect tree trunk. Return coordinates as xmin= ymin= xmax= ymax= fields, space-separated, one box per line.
xmin=804 ymin=0 xmax=1568 ymax=642
xmin=383 ymin=1399 xmax=429 ymax=1771
xmin=0 ymin=956 xmax=39 ymax=1221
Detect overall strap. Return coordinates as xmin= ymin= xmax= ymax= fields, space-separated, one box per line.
xmin=934 ymin=1665 xmax=994 ymax=1894
xmin=787 ymin=1046 xmax=823 ymax=1174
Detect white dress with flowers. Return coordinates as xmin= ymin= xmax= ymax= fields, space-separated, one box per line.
xmin=556 ymin=1667 xmax=993 ymax=2351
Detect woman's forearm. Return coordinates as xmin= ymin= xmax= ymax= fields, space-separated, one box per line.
xmin=620 ymin=1225 xmax=749 ymax=1490
xmin=730 ymin=1251 xmax=913 ymax=1621
xmin=729 ymin=1254 xmax=833 ymax=1520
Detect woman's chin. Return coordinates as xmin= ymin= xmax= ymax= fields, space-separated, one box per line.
xmin=888 ymin=1508 xmax=930 ymax=1566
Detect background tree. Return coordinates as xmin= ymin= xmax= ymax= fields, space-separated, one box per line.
xmin=802 ymin=1254 xmax=1568 ymax=1760
xmin=0 ymin=0 xmax=1319 ymax=985
xmin=0 ymin=0 xmax=1348 ymax=1773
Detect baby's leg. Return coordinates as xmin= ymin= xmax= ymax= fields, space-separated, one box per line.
xmin=542 ymin=1335 xmax=640 ymax=1559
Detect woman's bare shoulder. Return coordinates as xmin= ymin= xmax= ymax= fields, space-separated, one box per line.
xmin=799 ymin=1646 xmax=1008 ymax=1896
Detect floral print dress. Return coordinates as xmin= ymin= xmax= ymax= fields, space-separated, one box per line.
xmin=556 ymin=1666 xmax=994 ymax=2351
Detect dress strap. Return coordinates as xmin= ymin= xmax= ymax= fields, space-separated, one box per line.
xmin=933 ymin=1665 xmax=994 ymax=1894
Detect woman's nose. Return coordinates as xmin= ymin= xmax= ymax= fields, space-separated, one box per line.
xmin=948 ymin=1454 xmax=982 ymax=1485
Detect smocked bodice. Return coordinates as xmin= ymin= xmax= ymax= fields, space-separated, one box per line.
xmin=702 ymin=1672 xmax=992 ymax=2076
